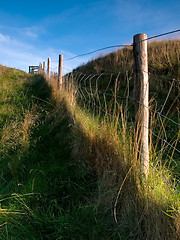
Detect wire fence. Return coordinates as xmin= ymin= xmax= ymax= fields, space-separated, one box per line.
xmin=64 ymin=68 xmax=180 ymax=198
xmin=38 ymin=29 xmax=180 ymax=203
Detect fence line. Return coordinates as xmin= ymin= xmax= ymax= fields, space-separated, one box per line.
xmin=33 ymin=30 xmax=180 ymax=199
xmin=74 ymin=84 xmax=180 ymax=195
xmin=64 ymin=29 xmax=180 ymax=61
xmin=70 ymin=69 xmax=180 ymax=84
xmin=71 ymin=74 xmax=179 ymax=125
xmin=76 ymin=83 xmax=180 ymax=154
xmin=65 ymin=44 xmax=132 ymax=61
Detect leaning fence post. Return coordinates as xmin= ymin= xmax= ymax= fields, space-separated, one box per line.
xmin=58 ymin=54 xmax=63 ymax=90
xmin=47 ymin=58 xmax=51 ymax=80
xmin=133 ymin=33 xmax=149 ymax=177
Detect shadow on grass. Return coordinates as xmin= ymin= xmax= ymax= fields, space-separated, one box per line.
xmin=55 ymin=97 xmax=180 ymax=240
xmin=0 ymin=73 xmax=179 ymax=239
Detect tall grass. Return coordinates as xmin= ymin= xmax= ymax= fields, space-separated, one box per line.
xmin=49 ymin=71 xmax=180 ymax=239
xmin=0 ymin=38 xmax=180 ymax=240
xmin=62 ymin=40 xmax=180 ymax=238
xmin=75 ymin=40 xmax=180 ymax=76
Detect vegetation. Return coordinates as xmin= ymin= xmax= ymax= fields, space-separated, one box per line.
xmin=75 ymin=40 xmax=180 ymax=75
xmin=0 ymin=40 xmax=179 ymax=240
xmin=72 ymin=40 xmax=180 ymax=178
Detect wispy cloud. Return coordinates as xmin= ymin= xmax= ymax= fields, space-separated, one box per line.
xmin=0 ymin=24 xmax=45 ymax=39
xmin=20 ymin=27 xmax=39 ymax=38
xmin=0 ymin=33 xmax=10 ymax=42
xmin=0 ymin=31 xmax=86 ymax=74
xmin=111 ymin=0 xmax=180 ymax=37
xmin=0 ymin=32 xmax=43 ymax=70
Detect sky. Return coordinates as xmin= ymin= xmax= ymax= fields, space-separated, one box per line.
xmin=0 ymin=0 xmax=179 ymax=74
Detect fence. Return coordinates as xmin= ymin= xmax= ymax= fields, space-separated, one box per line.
xmin=35 ymin=31 xmax=180 ymax=199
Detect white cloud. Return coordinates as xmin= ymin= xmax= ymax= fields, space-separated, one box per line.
xmin=0 ymin=25 xmax=45 ymax=40
xmin=22 ymin=27 xmax=39 ymax=38
xmin=0 ymin=32 xmax=43 ymax=71
xmin=0 ymin=31 xmax=87 ymax=74
xmin=0 ymin=33 xmax=10 ymax=42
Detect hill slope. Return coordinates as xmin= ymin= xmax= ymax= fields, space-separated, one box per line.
xmin=75 ymin=40 xmax=180 ymax=77
xmin=0 ymin=62 xmax=179 ymax=240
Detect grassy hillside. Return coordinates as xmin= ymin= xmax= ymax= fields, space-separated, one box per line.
xmin=0 ymin=45 xmax=179 ymax=240
xmin=73 ymin=40 xmax=180 ymax=115
xmin=75 ymin=40 xmax=180 ymax=76
xmin=0 ymin=65 xmax=133 ymax=239
xmin=70 ymin=40 xmax=180 ymax=178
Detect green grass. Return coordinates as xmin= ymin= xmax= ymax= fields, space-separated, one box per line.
xmin=0 ymin=61 xmax=179 ymax=240
xmin=71 ymin=40 xmax=180 ymax=180
xmin=0 ymin=66 xmax=120 ymax=239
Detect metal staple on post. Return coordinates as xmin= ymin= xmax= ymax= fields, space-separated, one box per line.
xmin=58 ymin=54 xmax=63 ymax=90
xmin=133 ymin=33 xmax=149 ymax=177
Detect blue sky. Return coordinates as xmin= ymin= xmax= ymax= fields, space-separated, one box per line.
xmin=0 ymin=0 xmax=179 ymax=74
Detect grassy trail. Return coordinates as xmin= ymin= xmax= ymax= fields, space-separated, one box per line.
xmin=0 ymin=66 xmax=112 ymax=239
xmin=0 ymin=66 xmax=179 ymax=239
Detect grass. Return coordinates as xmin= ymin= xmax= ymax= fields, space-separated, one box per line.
xmin=71 ymin=39 xmax=180 ymax=179
xmin=57 ymin=88 xmax=180 ymax=239
xmin=0 ymin=40 xmax=180 ymax=240
xmin=0 ymin=66 xmax=121 ymax=239
xmin=75 ymin=40 xmax=180 ymax=76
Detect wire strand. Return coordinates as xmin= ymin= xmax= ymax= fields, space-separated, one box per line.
xmin=146 ymin=29 xmax=180 ymax=41
xmin=65 ymin=44 xmax=132 ymax=61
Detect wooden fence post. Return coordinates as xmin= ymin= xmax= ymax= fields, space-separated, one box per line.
xmin=133 ymin=33 xmax=149 ymax=177
xmin=43 ymin=61 xmax=46 ymax=73
xmin=39 ymin=62 xmax=42 ymax=73
xmin=47 ymin=58 xmax=51 ymax=80
xmin=58 ymin=54 xmax=63 ymax=90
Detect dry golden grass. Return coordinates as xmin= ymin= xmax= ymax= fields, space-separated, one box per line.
xmin=48 ymin=74 xmax=180 ymax=239
xmin=75 ymin=40 xmax=180 ymax=80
